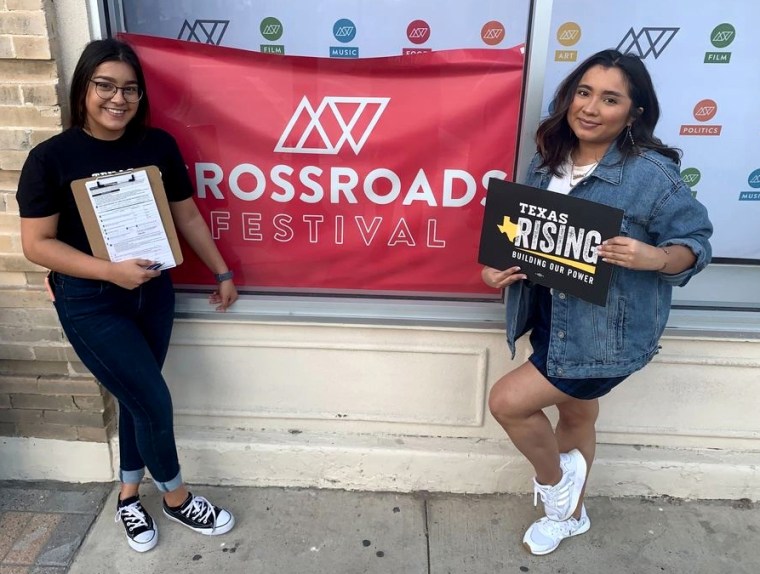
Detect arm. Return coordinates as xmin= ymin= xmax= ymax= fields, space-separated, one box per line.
xmin=20 ymin=215 xmax=160 ymax=289
xmin=597 ymin=175 xmax=712 ymax=283
xmin=597 ymin=239 xmax=695 ymax=275
xmin=169 ymin=198 xmax=238 ymax=311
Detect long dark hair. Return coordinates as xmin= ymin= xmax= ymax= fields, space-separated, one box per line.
xmin=69 ymin=38 xmax=150 ymax=132
xmin=536 ymin=49 xmax=680 ymax=175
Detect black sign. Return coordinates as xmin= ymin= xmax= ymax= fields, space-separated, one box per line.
xmin=478 ymin=179 xmax=624 ymax=306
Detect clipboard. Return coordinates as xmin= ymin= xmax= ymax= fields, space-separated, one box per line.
xmin=71 ymin=165 xmax=183 ymax=268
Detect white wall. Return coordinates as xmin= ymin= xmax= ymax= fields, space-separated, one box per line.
xmin=55 ymin=0 xmax=94 ymax=93
xmin=156 ymin=318 xmax=760 ymax=500
xmin=7 ymin=315 xmax=759 ymax=499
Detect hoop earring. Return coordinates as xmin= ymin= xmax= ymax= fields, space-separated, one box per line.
xmin=626 ymin=124 xmax=636 ymax=148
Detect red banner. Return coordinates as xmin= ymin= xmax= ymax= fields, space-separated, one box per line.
xmin=125 ymin=34 xmax=524 ymax=295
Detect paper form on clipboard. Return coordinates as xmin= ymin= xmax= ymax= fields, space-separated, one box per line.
xmin=71 ymin=166 xmax=183 ymax=270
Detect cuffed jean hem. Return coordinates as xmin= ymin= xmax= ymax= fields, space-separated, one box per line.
xmin=119 ymin=468 xmax=145 ymax=485
xmin=153 ymin=470 xmax=184 ymax=493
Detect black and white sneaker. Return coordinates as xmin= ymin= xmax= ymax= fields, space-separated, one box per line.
xmin=162 ymin=492 xmax=235 ymax=535
xmin=115 ymin=495 xmax=158 ymax=552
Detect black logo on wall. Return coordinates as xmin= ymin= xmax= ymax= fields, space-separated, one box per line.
xmin=178 ymin=19 xmax=230 ymax=45
xmin=616 ymin=27 xmax=679 ymax=59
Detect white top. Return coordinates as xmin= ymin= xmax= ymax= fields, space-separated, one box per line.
xmin=547 ymin=159 xmax=598 ymax=195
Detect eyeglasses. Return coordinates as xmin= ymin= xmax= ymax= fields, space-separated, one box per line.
xmin=89 ymin=80 xmax=143 ymax=103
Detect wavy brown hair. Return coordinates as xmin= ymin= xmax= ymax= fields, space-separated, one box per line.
xmin=536 ymin=49 xmax=680 ymax=175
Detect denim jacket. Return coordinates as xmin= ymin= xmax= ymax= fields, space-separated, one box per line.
xmin=505 ymin=145 xmax=713 ymax=377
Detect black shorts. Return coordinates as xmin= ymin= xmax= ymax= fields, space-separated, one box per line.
xmin=528 ymin=286 xmax=629 ymax=400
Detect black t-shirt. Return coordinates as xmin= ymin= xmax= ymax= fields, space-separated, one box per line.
xmin=17 ymin=126 xmax=194 ymax=255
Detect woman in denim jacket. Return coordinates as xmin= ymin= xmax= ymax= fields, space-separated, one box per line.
xmin=482 ymin=49 xmax=712 ymax=555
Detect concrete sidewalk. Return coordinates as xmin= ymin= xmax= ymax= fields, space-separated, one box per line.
xmin=0 ymin=480 xmax=111 ymax=573
xmin=1 ymin=481 xmax=759 ymax=574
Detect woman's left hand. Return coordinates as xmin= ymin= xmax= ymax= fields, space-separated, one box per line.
xmin=597 ymin=236 xmax=666 ymax=271
xmin=209 ymin=280 xmax=238 ymax=311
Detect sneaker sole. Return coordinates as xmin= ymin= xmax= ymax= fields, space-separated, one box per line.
xmin=126 ymin=524 xmax=158 ymax=553
xmin=162 ymin=509 xmax=235 ymax=536
xmin=558 ymin=449 xmax=588 ymax=522
xmin=522 ymin=517 xmax=591 ymax=556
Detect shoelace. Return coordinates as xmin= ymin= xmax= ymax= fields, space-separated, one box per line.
xmin=535 ymin=515 xmax=581 ymax=538
xmin=533 ymin=480 xmax=562 ymax=507
xmin=180 ymin=495 xmax=218 ymax=530
xmin=115 ymin=501 xmax=149 ymax=532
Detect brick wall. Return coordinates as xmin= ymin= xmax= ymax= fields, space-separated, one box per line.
xmin=0 ymin=0 xmax=114 ymax=443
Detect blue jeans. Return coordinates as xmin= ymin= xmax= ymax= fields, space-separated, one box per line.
xmin=52 ymin=271 xmax=183 ymax=492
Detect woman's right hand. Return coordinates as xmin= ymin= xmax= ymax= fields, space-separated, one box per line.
xmin=481 ymin=265 xmax=527 ymax=289
xmin=107 ymin=259 xmax=162 ymax=290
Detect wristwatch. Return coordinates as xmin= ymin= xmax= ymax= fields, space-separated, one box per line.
xmin=214 ymin=270 xmax=234 ymax=283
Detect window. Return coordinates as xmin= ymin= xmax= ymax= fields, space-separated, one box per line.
xmin=95 ymin=0 xmax=759 ymax=332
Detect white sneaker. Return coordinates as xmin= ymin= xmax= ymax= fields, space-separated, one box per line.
xmin=163 ymin=492 xmax=235 ymax=535
xmin=523 ymin=504 xmax=590 ymax=555
xmin=532 ymin=449 xmax=587 ymax=521
xmin=115 ymin=496 xmax=158 ymax=552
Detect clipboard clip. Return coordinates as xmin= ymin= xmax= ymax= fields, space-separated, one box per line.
xmin=95 ymin=170 xmax=136 ymax=188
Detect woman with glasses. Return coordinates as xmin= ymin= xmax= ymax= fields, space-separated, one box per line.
xmin=17 ymin=38 xmax=237 ymax=552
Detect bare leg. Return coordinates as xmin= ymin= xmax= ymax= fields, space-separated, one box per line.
xmin=120 ymin=483 xmax=189 ymax=507
xmin=556 ymin=398 xmax=599 ymax=518
xmin=163 ymin=485 xmax=190 ymax=507
xmin=119 ymin=483 xmax=140 ymax=501
xmin=489 ymin=361 xmax=575 ymax=485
